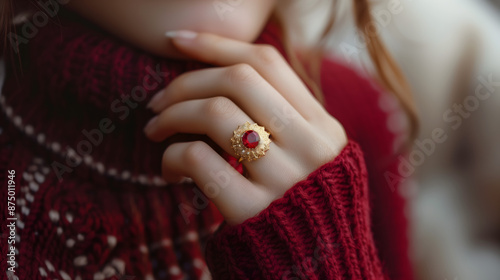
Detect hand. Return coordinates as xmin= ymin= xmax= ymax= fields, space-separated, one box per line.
xmin=144 ymin=31 xmax=347 ymax=225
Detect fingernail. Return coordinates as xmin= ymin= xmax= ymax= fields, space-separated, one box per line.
xmin=144 ymin=116 xmax=158 ymax=133
xmin=147 ymin=90 xmax=165 ymax=109
xmin=179 ymin=177 xmax=193 ymax=183
xmin=165 ymin=30 xmax=198 ymax=40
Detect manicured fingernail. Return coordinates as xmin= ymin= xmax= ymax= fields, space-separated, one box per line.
xmin=165 ymin=30 xmax=197 ymax=40
xmin=179 ymin=177 xmax=193 ymax=183
xmin=144 ymin=116 xmax=158 ymax=133
xmin=147 ymin=90 xmax=165 ymax=109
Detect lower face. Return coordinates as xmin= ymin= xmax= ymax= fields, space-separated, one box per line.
xmin=161 ymin=0 xmax=278 ymax=43
xmin=66 ymin=0 xmax=278 ymax=57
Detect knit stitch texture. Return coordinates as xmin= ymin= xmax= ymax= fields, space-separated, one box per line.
xmin=0 ymin=13 xmax=412 ymax=280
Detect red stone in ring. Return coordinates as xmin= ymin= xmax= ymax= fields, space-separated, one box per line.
xmin=242 ymin=130 xmax=260 ymax=149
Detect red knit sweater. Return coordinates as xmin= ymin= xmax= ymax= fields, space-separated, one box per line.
xmin=0 ymin=15 xmax=413 ymax=280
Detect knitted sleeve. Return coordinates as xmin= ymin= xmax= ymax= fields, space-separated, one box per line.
xmin=204 ymin=140 xmax=387 ymax=280
xmin=319 ymin=60 xmax=413 ymax=280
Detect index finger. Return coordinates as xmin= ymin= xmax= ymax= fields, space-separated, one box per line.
xmin=166 ymin=30 xmax=327 ymax=120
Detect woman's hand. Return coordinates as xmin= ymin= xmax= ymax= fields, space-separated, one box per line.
xmin=144 ymin=31 xmax=347 ymax=225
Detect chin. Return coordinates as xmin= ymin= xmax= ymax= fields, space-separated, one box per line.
xmin=185 ymin=1 xmax=274 ymax=43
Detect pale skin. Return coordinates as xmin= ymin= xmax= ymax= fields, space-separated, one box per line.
xmin=67 ymin=0 xmax=348 ymax=226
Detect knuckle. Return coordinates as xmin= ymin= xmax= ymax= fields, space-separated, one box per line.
xmin=183 ymin=141 xmax=212 ymax=167
xmin=204 ymin=97 xmax=238 ymax=119
xmin=309 ymin=120 xmax=348 ymax=162
xmin=254 ymin=44 xmax=282 ymax=65
xmin=224 ymin=63 xmax=259 ymax=86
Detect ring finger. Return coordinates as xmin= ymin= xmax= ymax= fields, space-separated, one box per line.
xmin=144 ymin=97 xmax=281 ymax=174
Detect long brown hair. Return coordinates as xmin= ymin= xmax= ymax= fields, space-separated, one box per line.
xmin=0 ymin=0 xmax=418 ymax=143
xmin=354 ymin=0 xmax=418 ymax=143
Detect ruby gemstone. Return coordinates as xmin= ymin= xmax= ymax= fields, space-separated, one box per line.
xmin=242 ymin=130 xmax=260 ymax=149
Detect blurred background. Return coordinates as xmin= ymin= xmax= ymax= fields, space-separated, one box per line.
xmin=282 ymin=0 xmax=500 ymax=279
xmin=2 ymin=0 xmax=498 ymax=279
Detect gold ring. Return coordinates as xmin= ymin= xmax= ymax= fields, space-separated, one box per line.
xmin=231 ymin=122 xmax=271 ymax=162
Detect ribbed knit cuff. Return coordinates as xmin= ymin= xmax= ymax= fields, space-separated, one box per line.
xmin=205 ymin=141 xmax=387 ymax=280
